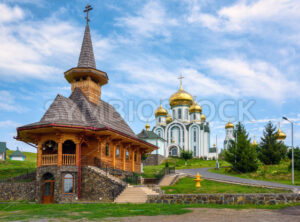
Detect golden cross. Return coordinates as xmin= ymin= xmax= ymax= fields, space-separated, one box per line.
xmin=178 ymin=74 xmax=184 ymax=88
xmin=84 ymin=4 xmax=93 ymax=23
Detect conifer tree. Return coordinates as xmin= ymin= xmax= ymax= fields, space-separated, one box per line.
xmin=258 ymin=122 xmax=287 ymax=165
xmin=225 ymin=122 xmax=258 ymax=173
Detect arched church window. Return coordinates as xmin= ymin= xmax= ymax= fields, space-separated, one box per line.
xmin=194 ymin=129 xmax=197 ymax=142
xmin=178 ymin=109 xmax=182 ymax=119
xmin=105 ymin=143 xmax=109 ymax=156
xmin=63 ymin=174 xmax=73 ymax=193
xmin=193 ymin=113 xmax=196 ymax=120
xmin=173 ymin=110 xmax=175 ymax=118
xmin=185 ymin=109 xmax=188 ymax=120
xmin=194 ymin=146 xmax=196 ymax=156
xmin=159 ymin=117 xmax=161 ymax=123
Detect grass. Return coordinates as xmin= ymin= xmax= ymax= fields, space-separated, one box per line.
xmin=162 ymin=177 xmax=291 ymax=194
xmin=209 ymin=159 xmax=300 ymax=186
xmin=0 ymin=150 xmax=37 ymax=180
xmin=0 ymin=203 xmax=299 ymax=221
xmin=142 ymin=158 xmax=229 ymax=178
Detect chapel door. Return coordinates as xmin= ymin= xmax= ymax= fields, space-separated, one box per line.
xmin=42 ymin=180 xmax=54 ymax=204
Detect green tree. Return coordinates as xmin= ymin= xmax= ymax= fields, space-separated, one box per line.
xmin=225 ymin=122 xmax=258 ymax=173
xmin=258 ymin=122 xmax=287 ymax=165
xmin=288 ymin=147 xmax=300 ymax=171
xmin=180 ymin=150 xmax=193 ymax=166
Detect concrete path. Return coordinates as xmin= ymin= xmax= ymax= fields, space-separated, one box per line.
xmin=177 ymin=168 xmax=300 ymax=192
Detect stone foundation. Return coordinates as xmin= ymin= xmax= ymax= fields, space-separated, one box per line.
xmin=147 ymin=194 xmax=300 ymax=205
xmin=36 ymin=166 xmax=79 ymax=203
xmin=0 ymin=182 xmax=36 ymax=201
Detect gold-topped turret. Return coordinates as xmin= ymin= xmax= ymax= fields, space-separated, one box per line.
xmin=201 ymin=113 xmax=206 ymax=122
xmin=155 ymin=104 xmax=168 ymax=117
xmin=189 ymin=101 xmax=202 ymax=113
xmin=252 ymin=136 xmax=258 ymax=146
xmin=145 ymin=122 xmax=150 ymax=131
xmin=169 ymin=75 xmax=193 ymax=107
xmin=166 ymin=114 xmax=173 ymax=124
xmin=276 ymin=123 xmax=286 ymax=141
xmin=225 ymin=121 xmax=234 ymax=129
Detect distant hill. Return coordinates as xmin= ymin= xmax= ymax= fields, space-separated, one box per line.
xmin=0 ymin=150 xmax=36 ymax=180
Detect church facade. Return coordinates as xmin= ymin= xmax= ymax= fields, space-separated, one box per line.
xmin=146 ymin=82 xmax=217 ymax=159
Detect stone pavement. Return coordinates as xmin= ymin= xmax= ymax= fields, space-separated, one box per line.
xmin=105 ymin=207 xmax=300 ymax=222
xmin=177 ymin=168 xmax=300 ymax=193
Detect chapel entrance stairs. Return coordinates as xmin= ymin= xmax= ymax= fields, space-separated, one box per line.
xmin=114 ymin=186 xmax=159 ymax=203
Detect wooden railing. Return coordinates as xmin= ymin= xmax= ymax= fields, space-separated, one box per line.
xmin=62 ymin=154 xmax=76 ymax=166
xmin=42 ymin=154 xmax=57 ymax=166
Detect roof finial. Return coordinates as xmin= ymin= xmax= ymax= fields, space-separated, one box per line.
xmin=178 ymin=74 xmax=184 ymax=90
xmin=84 ymin=4 xmax=93 ymax=24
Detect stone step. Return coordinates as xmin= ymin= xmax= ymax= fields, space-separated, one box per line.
xmin=114 ymin=186 xmax=159 ymax=203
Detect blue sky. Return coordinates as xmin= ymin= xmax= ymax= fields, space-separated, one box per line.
xmin=1 ymin=0 xmax=300 ymax=153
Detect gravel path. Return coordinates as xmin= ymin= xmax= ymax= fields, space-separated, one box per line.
xmin=176 ymin=168 xmax=300 ymax=192
xmin=105 ymin=207 xmax=300 ymax=222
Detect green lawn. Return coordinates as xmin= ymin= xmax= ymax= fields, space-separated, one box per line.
xmin=162 ymin=177 xmax=291 ymax=194
xmin=0 ymin=203 xmax=299 ymax=221
xmin=209 ymin=159 xmax=300 ymax=186
xmin=0 ymin=150 xmax=37 ymax=180
xmin=143 ymin=158 xmax=229 ymax=178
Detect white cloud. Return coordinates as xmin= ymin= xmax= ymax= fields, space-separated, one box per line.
xmin=0 ymin=3 xmax=24 ymax=23
xmin=187 ymin=0 xmax=300 ymax=32
xmin=0 ymin=120 xmax=20 ymax=128
xmin=116 ymin=1 xmax=178 ymax=38
xmin=204 ymin=58 xmax=300 ymax=101
xmin=0 ymin=90 xmax=28 ymax=112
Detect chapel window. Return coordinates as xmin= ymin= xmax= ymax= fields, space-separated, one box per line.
xmin=185 ymin=109 xmax=188 ymax=120
xmin=126 ymin=149 xmax=129 ymax=160
xmin=63 ymin=174 xmax=73 ymax=193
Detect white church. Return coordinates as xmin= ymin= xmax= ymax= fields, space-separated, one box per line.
xmin=138 ymin=78 xmax=217 ymax=159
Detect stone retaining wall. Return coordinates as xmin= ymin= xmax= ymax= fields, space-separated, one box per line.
xmin=143 ymin=154 xmax=165 ymax=166
xmin=147 ymin=194 xmax=300 ymax=205
xmin=80 ymin=166 xmax=126 ymax=202
xmin=0 ymin=182 xmax=36 ymax=201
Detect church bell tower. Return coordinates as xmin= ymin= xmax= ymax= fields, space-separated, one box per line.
xmin=64 ymin=4 xmax=108 ymax=105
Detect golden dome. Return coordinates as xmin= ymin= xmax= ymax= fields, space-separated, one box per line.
xmin=145 ymin=122 xmax=150 ymax=131
xmin=189 ymin=101 xmax=202 ymax=113
xmin=201 ymin=113 xmax=206 ymax=121
xmin=166 ymin=114 xmax=172 ymax=124
xmin=155 ymin=104 xmax=168 ymax=117
xmin=252 ymin=136 xmax=258 ymax=146
xmin=169 ymin=85 xmax=193 ymax=107
xmin=276 ymin=126 xmax=286 ymax=140
xmin=225 ymin=121 xmax=234 ymax=129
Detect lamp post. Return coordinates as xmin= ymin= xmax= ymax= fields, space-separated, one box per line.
xmin=282 ymin=116 xmax=294 ymax=185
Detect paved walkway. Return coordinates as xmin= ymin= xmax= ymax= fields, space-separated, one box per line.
xmin=105 ymin=207 xmax=300 ymax=222
xmin=177 ymin=168 xmax=300 ymax=192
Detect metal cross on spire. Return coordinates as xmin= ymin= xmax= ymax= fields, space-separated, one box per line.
xmin=84 ymin=4 xmax=93 ymax=23
xmin=178 ymin=74 xmax=184 ymax=89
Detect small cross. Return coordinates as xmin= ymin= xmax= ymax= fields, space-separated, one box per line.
xmin=193 ymin=95 xmax=197 ymax=102
xmin=84 ymin=4 xmax=93 ymax=23
xmin=178 ymin=74 xmax=184 ymax=87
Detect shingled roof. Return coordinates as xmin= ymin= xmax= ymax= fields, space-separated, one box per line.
xmin=19 ymin=88 xmax=137 ymax=138
xmin=78 ymin=23 xmax=96 ymax=69
xmin=137 ymin=129 xmax=165 ymax=141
